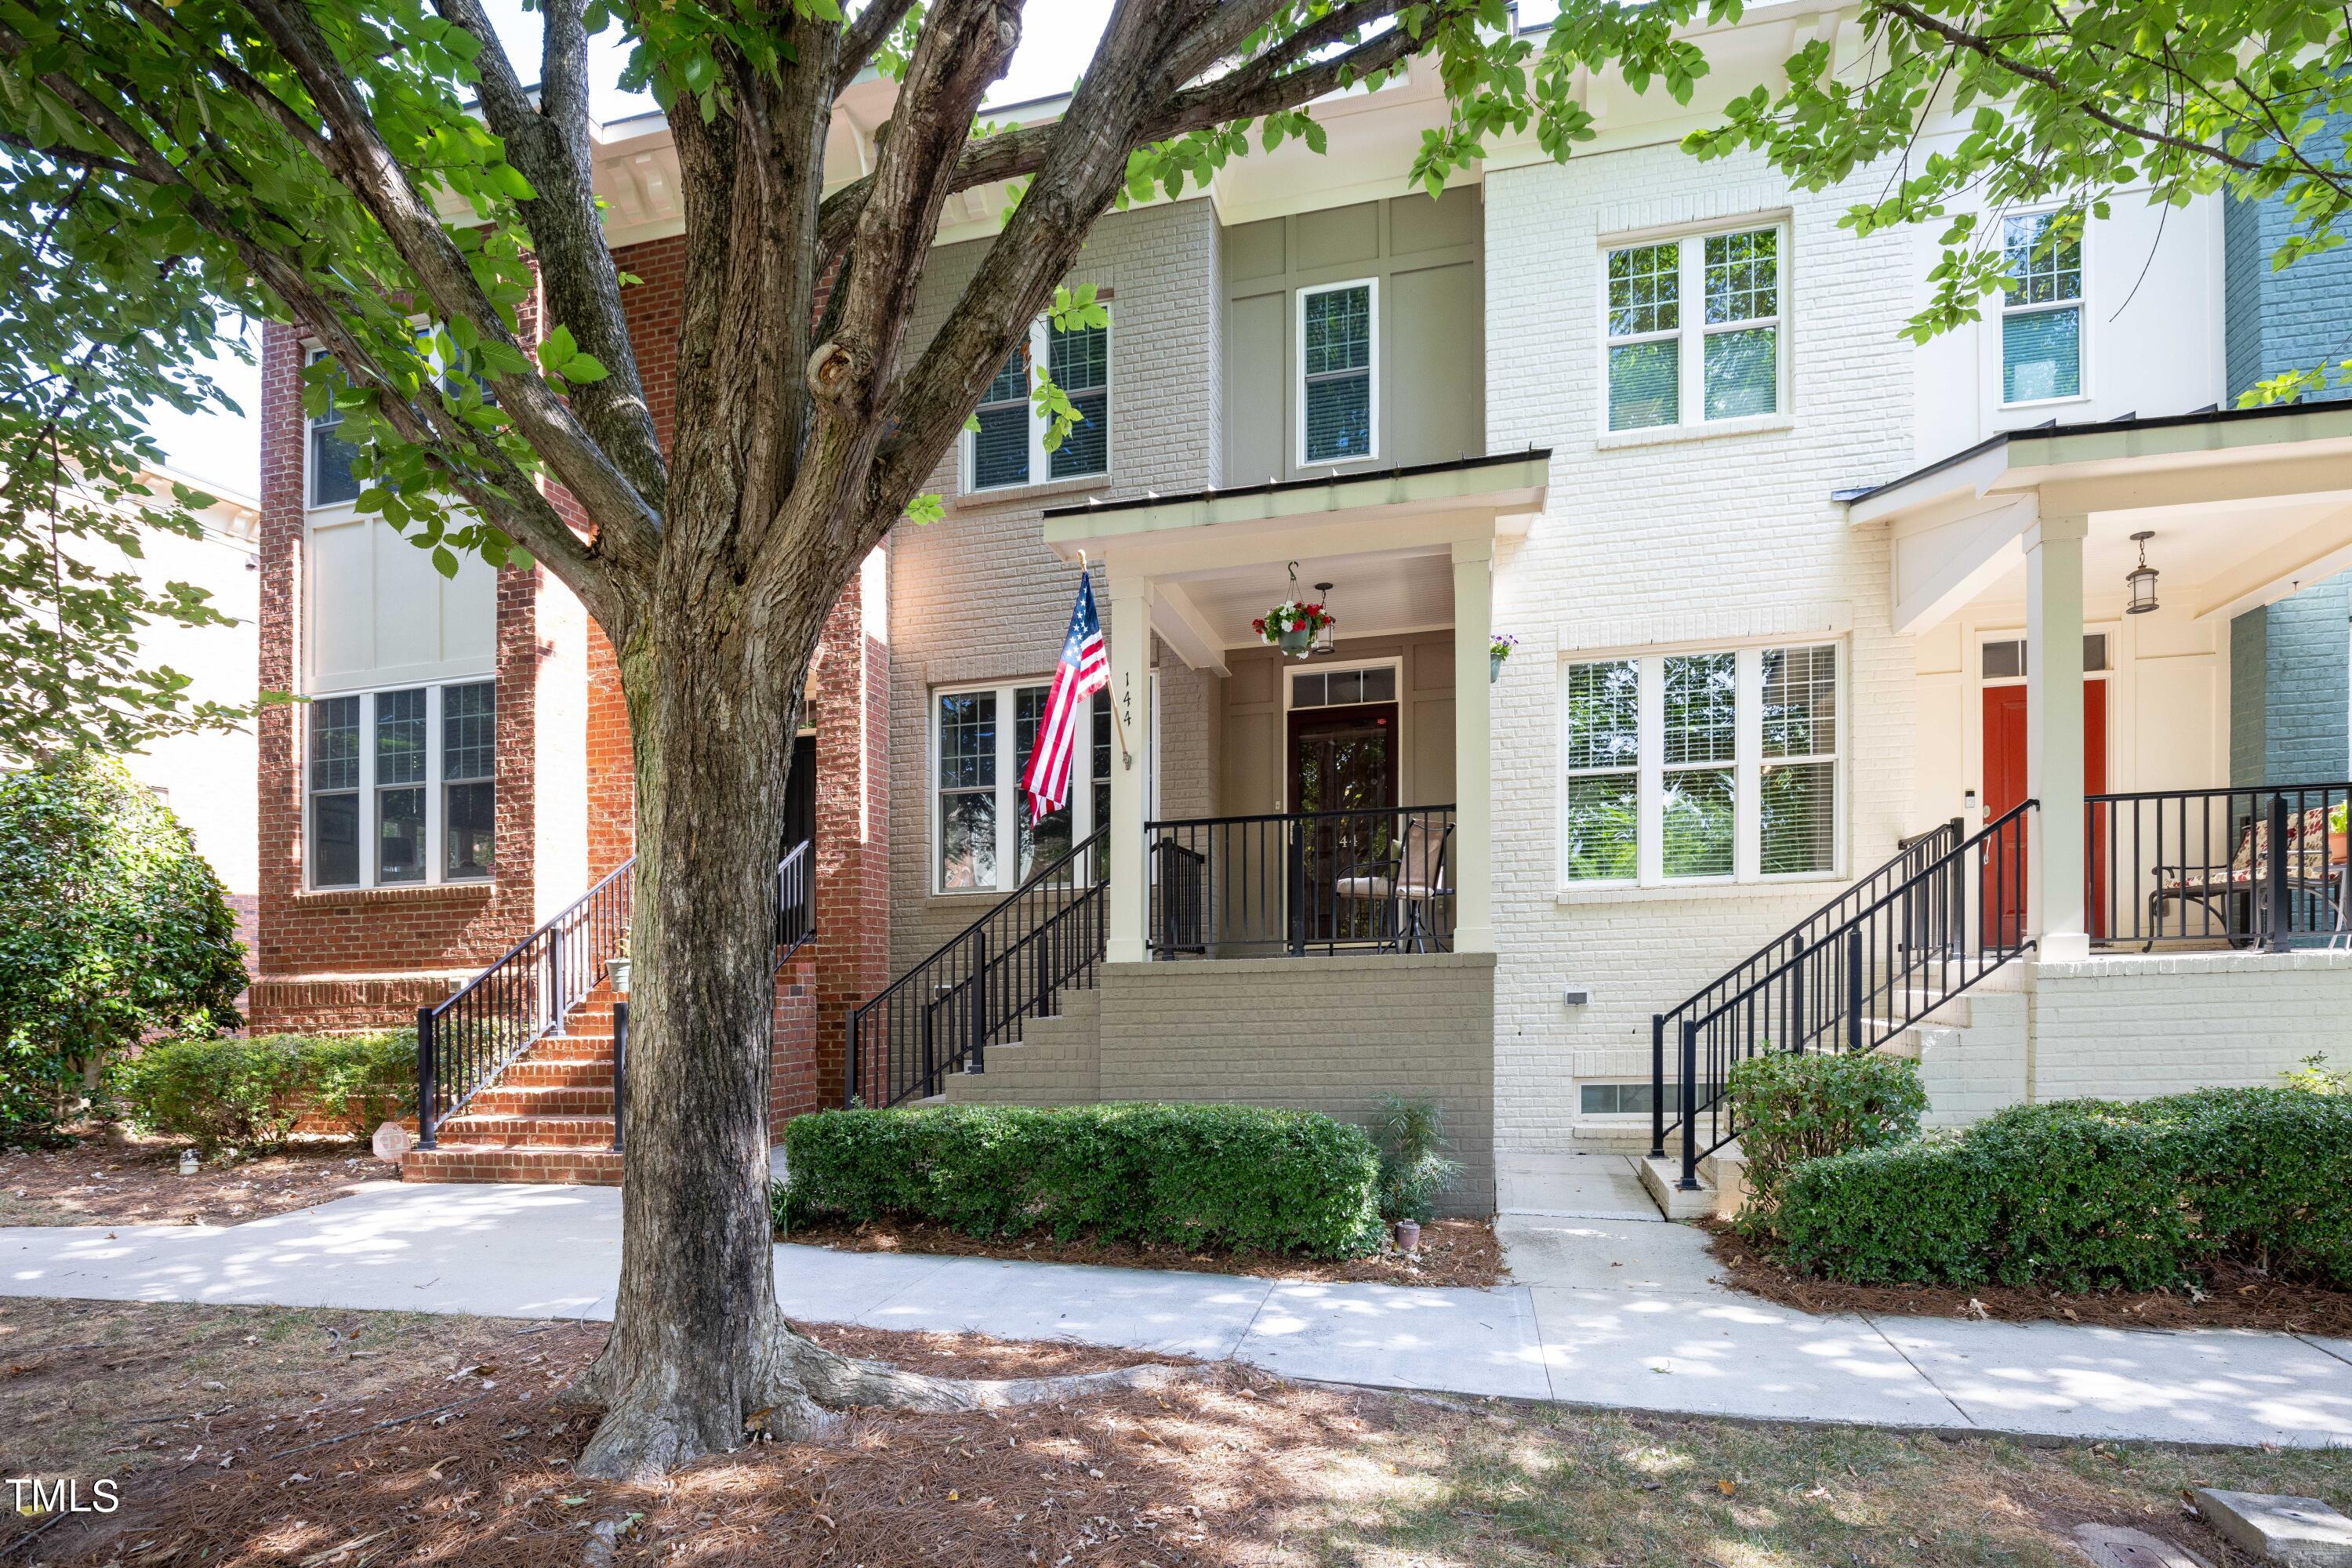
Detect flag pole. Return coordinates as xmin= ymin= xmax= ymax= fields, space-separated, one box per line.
xmin=1083 ymin=550 xmax=1135 ymax=770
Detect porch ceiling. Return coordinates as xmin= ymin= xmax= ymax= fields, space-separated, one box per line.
xmin=1846 ymin=401 xmax=2352 ymax=631
xmin=1178 ymin=546 xmax=1457 ymax=651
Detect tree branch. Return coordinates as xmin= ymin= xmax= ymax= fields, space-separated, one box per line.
xmin=232 ymin=0 xmax=664 ymax=573
xmin=834 ymin=0 xmax=922 ymax=95
xmin=0 ymin=26 xmax=622 ymax=625
xmin=1871 ymin=0 xmax=2284 ymax=180
xmin=434 ymin=0 xmax=670 ymax=515
xmin=816 ymin=10 xmax=1421 ymax=259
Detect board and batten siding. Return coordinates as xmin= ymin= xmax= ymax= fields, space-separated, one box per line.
xmin=1221 ymin=187 xmax=1485 ymax=486
xmin=1218 ymin=633 xmax=1456 ymax=818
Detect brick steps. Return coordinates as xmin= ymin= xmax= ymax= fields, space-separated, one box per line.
xmin=402 ymin=1145 xmax=622 ymax=1185
xmin=401 ymin=984 xmax=626 ymax=1185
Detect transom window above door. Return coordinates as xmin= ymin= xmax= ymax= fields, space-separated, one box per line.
xmin=1603 ymin=223 xmax=1784 ymax=434
xmin=1562 ymin=642 xmax=1840 ymax=887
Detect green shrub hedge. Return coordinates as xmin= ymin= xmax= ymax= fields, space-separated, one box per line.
xmin=111 ymin=1030 xmax=413 ymax=1154
xmin=1773 ymin=1087 xmax=2352 ymax=1291
xmin=1724 ymin=1050 xmax=1927 ymax=1225
xmin=779 ymin=1102 xmax=1384 ymax=1258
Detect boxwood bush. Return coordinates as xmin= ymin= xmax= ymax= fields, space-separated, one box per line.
xmin=111 ymin=1030 xmax=413 ymax=1154
xmin=1773 ymin=1087 xmax=2352 ymax=1291
xmin=1725 ymin=1049 xmax=1927 ymax=1226
xmin=779 ymin=1102 xmax=1384 ymax=1258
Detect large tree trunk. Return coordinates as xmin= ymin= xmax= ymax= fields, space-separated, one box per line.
xmin=567 ymin=575 xmax=820 ymax=1476
xmin=565 ymin=557 xmax=1179 ymax=1480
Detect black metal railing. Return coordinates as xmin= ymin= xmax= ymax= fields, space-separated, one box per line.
xmin=1143 ymin=804 xmax=1457 ymax=958
xmin=1654 ymin=802 xmax=2038 ymax=1189
xmin=844 ymin=826 xmax=1108 ymax=1110
xmin=776 ymin=838 xmax=816 ymax=956
xmin=2087 ymin=783 xmax=2352 ymax=951
xmin=1650 ymin=815 xmax=1965 ymax=1162
xmin=416 ymin=858 xmax=633 ymax=1148
xmin=419 ymin=838 xmax=817 ymax=1149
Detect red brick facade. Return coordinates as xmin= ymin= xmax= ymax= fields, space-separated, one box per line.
xmin=252 ymin=236 xmax=892 ymax=1152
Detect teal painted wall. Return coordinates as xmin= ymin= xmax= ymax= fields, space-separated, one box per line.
xmin=2223 ymin=111 xmax=2352 ymax=787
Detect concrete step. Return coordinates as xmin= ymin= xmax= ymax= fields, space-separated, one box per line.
xmin=1636 ymin=1154 xmax=1719 ymax=1220
xmin=402 ymin=1145 xmax=622 ymax=1186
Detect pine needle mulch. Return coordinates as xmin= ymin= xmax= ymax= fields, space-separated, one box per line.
xmin=1706 ymin=1225 xmax=2352 ymax=1337
xmin=15 ymin=1298 xmax=2352 ymax=1568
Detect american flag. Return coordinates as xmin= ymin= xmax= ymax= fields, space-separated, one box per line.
xmin=1021 ymin=571 xmax=1109 ymax=822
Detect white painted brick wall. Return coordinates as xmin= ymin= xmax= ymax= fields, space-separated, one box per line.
xmin=1482 ymin=145 xmax=1922 ymax=1152
xmin=2029 ymin=950 xmax=2352 ymax=1101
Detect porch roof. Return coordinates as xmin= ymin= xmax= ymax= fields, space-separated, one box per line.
xmin=1841 ymin=398 xmax=2352 ymax=523
xmin=1838 ymin=398 xmax=2352 ymax=632
xmin=1040 ymin=448 xmax=1551 ymax=552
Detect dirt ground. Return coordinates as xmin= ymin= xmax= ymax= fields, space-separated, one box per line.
xmin=782 ymin=1214 xmax=1507 ymax=1287
xmin=1708 ymin=1225 xmax=2352 ymax=1337
xmin=9 ymin=1298 xmax=2352 ymax=1567
xmin=0 ymin=1130 xmax=386 ymax=1228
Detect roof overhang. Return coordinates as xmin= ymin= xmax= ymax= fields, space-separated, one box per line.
xmin=1846 ymin=400 xmax=2352 ymax=527
xmin=1042 ymin=449 xmax=1551 ymax=564
xmin=1844 ymin=401 xmax=2352 ymax=633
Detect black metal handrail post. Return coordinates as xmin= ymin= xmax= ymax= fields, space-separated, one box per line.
xmin=1677 ymin=1020 xmax=1699 ymax=1191
xmin=1286 ymin=817 xmax=1306 ymax=956
xmin=1648 ymin=1012 xmax=1666 ymax=1160
xmin=2266 ymin=791 xmax=2292 ymax=952
xmin=611 ymin=1000 xmax=628 ymax=1154
xmin=968 ymin=929 xmax=989 ymax=1074
xmin=415 ymin=1005 xmax=437 ymax=1149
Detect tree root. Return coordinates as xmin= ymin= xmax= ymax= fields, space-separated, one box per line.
xmin=571 ymin=1312 xmax=1195 ymax=1479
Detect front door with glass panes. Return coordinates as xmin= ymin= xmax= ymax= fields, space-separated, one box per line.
xmin=1287 ymin=664 xmax=1399 ymax=947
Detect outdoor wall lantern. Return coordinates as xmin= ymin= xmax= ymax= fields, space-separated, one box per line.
xmin=2125 ymin=531 xmax=2160 ymax=615
xmin=1313 ymin=583 xmax=1338 ymax=655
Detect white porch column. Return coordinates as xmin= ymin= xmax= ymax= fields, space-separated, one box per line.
xmin=2025 ymin=514 xmax=2090 ymax=961
xmin=1106 ymin=570 xmax=1155 ymax=964
xmin=1450 ymin=539 xmax=1494 ymax=953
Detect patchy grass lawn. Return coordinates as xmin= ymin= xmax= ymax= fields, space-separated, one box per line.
xmin=0 ymin=1129 xmax=384 ymax=1228
xmin=783 ymin=1215 xmax=1507 ymax=1288
xmin=5 ymin=1298 xmax=2350 ymax=1566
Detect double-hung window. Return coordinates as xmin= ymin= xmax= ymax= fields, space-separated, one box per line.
xmin=1562 ymin=642 xmax=1840 ymax=887
xmin=307 ymin=349 xmax=363 ymax=508
xmin=1604 ymin=225 xmax=1784 ymax=433
xmin=1298 ymin=279 xmax=1377 ymax=465
xmin=964 ymin=313 xmax=1112 ymax=492
xmin=307 ymin=681 xmax=497 ymax=889
xmin=935 ymin=684 xmax=1112 ymax=892
xmin=2001 ymin=212 xmax=2083 ymax=404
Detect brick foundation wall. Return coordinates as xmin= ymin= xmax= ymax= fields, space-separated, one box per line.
xmin=1094 ymin=953 xmax=1498 ymax=1216
xmin=771 ymin=951 xmax=819 ymax=1137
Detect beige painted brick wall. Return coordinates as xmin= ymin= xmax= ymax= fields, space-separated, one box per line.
xmin=1094 ymin=953 xmax=1497 ymax=1215
xmin=888 ymin=200 xmax=1225 ymax=979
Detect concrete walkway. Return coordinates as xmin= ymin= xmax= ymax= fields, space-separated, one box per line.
xmin=5 ymin=1170 xmax=2350 ymax=1451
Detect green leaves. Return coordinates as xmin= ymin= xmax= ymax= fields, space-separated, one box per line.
xmin=782 ymin=1103 xmax=1385 ymax=1258
xmin=535 ymin=322 xmax=610 ymax=385
xmin=1727 ymin=1051 xmax=1929 ymax=1229
xmin=0 ymin=757 xmax=246 ymax=1148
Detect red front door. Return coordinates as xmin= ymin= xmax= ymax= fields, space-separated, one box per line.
xmin=1981 ymin=678 xmax=2108 ymax=946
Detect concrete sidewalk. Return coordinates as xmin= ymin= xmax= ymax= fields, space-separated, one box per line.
xmin=5 ymin=1177 xmax=2351 ymax=1450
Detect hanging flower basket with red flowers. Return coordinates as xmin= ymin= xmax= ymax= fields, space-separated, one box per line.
xmin=1252 ymin=600 xmax=1335 ymax=659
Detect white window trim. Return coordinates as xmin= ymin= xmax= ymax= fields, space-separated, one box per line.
xmin=1558 ymin=639 xmax=1845 ymax=892
xmin=306 ymin=681 xmax=497 ymax=891
xmin=1598 ymin=220 xmax=1790 ymax=439
xmin=1995 ymin=207 xmax=2092 ymax=410
xmin=1295 ymin=277 xmax=1381 ymax=470
xmin=304 ymin=347 xmax=362 ymax=513
xmin=960 ymin=310 xmax=1113 ymax=495
xmin=929 ymin=680 xmax=1112 ymax=896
